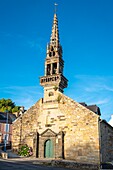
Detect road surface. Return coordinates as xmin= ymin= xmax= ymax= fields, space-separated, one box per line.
xmin=0 ymin=158 xmax=72 ymax=170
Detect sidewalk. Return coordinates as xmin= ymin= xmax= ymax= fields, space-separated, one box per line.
xmin=6 ymin=150 xmax=20 ymax=158
xmin=0 ymin=150 xmax=99 ymax=170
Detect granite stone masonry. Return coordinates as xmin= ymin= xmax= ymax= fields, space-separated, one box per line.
xmin=12 ymin=8 xmax=113 ymax=167
xmin=12 ymin=92 xmax=100 ymax=164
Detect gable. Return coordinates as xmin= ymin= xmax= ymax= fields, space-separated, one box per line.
xmin=40 ymin=128 xmax=57 ymax=137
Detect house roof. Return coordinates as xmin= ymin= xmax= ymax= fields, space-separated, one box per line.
xmin=0 ymin=112 xmax=17 ymax=124
xmin=79 ymin=103 xmax=101 ymax=115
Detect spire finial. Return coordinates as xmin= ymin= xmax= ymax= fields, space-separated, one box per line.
xmin=54 ymin=3 xmax=58 ymax=13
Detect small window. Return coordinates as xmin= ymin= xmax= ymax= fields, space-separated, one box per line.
xmin=48 ymin=92 xmax=54 ymax=97
xmin=53 ymin=51 xmax=55 ymax=56
xmin=51 ymin=46 xmax=54 ymax=51
xmin=5 ymin=124 xmax=9 ymax=132
xmin=52 ymin=63 xmax=57 ymax=74
xmin=3 ymin=134 xmax=9 ymax=144
xmin=47 ymin=64 xmax=51 ymax=75
xmin=49 ymin=52 xmax=52 ymax=57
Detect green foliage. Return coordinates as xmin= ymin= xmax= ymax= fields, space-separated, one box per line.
xmin=53 ymin=86 xmax=58 ymax=91
xmin=18 ymin=145 xmax=33 ymax=157
xmin=12 ymin=106 xmax=20 ymax=113
xmin=57 ymin=94 xmax=62 ymax=103
xmin=0 ymin=98 xmax=20 ymax=113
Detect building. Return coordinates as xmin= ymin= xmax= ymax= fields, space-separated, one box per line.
xmin=12 ymin=9 xmax=113 ymax=164
xmin=0 ymin=112 xmax=16 ymax=145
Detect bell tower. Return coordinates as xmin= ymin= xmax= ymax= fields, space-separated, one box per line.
xmin=40 ymin=6 xmax=68 ymax=102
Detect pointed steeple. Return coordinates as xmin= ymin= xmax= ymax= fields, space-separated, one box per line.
xmin=46 ymin=11 xmax=62 ymax=58
xmin=50 ymin=13 xmax=60 ymax=48
xmin=40 ymin=6 xmax=68 ymax=102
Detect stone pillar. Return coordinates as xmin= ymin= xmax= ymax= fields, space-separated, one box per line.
xmin=33 ymin=132 xmax=39 ymax=157
xmin=38 ymin=135 xmax=44 ymax=158
xmin=55 ymin=131 xmax=64 ymax=158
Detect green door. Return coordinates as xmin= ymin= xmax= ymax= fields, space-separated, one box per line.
xmin=44 ymin=139 xmax=54 ymax=158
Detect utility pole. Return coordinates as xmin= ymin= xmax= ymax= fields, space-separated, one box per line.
xmin=4 ymin=110 xmax=8 ymax=152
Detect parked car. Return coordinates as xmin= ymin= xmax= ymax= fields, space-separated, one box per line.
xmin=100 ymin=162 xmax=113 ymax=169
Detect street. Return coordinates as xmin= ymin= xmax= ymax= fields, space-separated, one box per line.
xmin=0 ymin=159 xmax=71 ymax=170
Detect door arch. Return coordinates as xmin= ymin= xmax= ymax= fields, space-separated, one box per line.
xmin=44 ymin=139 xmax=54 ymax=158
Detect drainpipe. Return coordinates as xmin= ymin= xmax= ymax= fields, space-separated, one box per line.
xmin=98 ymin=118 xmax=103 ymax=163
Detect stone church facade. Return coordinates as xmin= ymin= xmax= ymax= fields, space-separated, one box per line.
xmin=12 ymin=11 xmax=113 ymax=164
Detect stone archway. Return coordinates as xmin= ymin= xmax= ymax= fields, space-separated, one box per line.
xmin=38 ymin=129 xmax=64 ymax=159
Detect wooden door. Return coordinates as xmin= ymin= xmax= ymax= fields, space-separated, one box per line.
xmin=44 ymin=139 xmax=54 ymax=158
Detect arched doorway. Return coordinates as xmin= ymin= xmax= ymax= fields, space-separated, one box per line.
xmin=44 ymin=139 xmax=54 ymax=158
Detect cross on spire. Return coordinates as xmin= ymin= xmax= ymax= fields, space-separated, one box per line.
xmin=54 ymin=3 xmax=58 ymax=13
xmin=40 ymin=4 xmax=68 ymax=95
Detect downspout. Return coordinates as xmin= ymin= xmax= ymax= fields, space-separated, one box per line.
xmin=98 ymin=117 xmax=103 ymax=163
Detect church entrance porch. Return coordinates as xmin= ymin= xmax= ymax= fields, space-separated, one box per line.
xmin=37 ymin=129 xmax=64 ymax=159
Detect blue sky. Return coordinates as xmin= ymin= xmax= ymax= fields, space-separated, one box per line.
xmin=0 ymin=0 xmax=113 ymax=122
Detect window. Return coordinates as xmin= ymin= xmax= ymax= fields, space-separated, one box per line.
xmin=3 ymin=134 xmax=9 ymax=144
xmin=4 ymin=124 xmax=9 ymax=132
xmin=52 ymin=63 xmax=57 ymax=74
xmin=47 ymin=64 xmax=51 ymax=75
xmin=48 ymin=92 xmax=54 ymax=97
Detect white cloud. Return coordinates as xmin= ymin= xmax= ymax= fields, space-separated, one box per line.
xmin=0 ymin=85 xmax=43 ymax=109
xmin=66 ymin=75 xmax=113 ymax=121
xmin=0 ymin=31 xmax=45 ymax=53
xmin=108 ymin=115 xmax=113 ymax=127
xmin=88 ymin=98 xmax=109 ymax=105
xmin=26 ymin=40 xmax=45 ymax=53
xmin=104 ymin=86 xmax=113 ymax=92
xmin=0 ymin=74 xmax=113 ymax=122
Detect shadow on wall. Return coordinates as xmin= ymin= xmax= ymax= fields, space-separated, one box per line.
xmin=17 ymin=132 xmax=37 ymax=157
xmin=65 ymin=141 xmax=100 ymax=164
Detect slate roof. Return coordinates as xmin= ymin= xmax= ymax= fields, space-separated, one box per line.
xmin=0 ymin=112 xmax=17 ymax=124
xmin=79 ymin=102 xmax=101 ymax=115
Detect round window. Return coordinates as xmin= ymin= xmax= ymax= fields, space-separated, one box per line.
xmin=48 ymin=92 xmax=54 ymax=97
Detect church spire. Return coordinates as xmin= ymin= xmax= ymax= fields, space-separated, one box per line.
xmin=40 ymin=5 xmax=68 ymax=102
xmin=46 ymin=9 xmax=62 ymax=58
xmin=50 ymin=13 xmax=59 ymax=48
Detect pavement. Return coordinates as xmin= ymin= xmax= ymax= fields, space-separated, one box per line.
xmin=0 ymin=150 xmax=99 ymax=170
xmin=6 ymin=149 xmax=21 ymax=158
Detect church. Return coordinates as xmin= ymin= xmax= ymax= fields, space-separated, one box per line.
xmin=12 ymin=9 xmax=113 ymax=164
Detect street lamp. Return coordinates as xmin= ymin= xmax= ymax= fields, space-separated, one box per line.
xmin=4 ymin=110 xmax=8 ymax=152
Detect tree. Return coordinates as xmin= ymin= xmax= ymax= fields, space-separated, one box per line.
xmin=0 ymin=98 xmax=20 ymax=113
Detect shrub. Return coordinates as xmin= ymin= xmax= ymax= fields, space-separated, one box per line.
xmin=18 ymin=145 xmax=33 ymax=157
xmin=57 ymin=94 xmax=62 ymax=103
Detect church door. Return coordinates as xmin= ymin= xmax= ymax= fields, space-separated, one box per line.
xmin=44 ymin=139 xmax=54 ymax=158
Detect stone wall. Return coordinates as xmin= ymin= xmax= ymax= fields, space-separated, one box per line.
xmin=12 ymin=99 xmax=42 ymax=156
xmin=12 ymin=91 xmax=100 ymax=164
xmin=58 ymin=93 xmax=100 ymax=164
xmin=100 ymin=120 xmax=113 ymax=162
xmin=36 ymin=91 xmax=100 ymax=163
